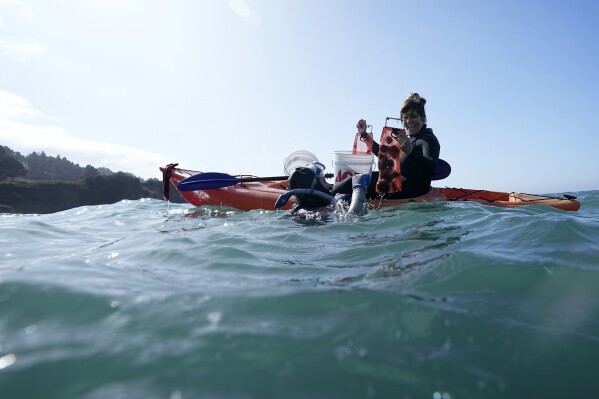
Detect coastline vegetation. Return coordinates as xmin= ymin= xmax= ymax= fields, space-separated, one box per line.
xmin=0 ymin=145 xmax=184 ymax=214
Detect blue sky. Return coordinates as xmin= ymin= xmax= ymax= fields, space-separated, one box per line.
xmin=1 ymin=0 xmax=597 ymax=193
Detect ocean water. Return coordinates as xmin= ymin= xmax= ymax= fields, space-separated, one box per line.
xmin=1 ymin=191 xmax=598 ymax=399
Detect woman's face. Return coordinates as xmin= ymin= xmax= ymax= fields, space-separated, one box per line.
xmin=402 ymin=110 xmax=423 ymax=135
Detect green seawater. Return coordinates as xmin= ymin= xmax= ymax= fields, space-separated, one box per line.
xmin=1 ymin=191 xmax=598 ymax=399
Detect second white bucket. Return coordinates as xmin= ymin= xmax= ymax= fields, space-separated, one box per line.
xmin=283 ymin=150 xmax=320 ymax=175
xmin=333 ymin=151 xmax=373 ymax=183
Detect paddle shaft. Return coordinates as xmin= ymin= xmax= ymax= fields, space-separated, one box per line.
xmin=226 ymin=173 xmax=334 ymax=184
xmin=234 ymin=175 xmax=288 ymax=183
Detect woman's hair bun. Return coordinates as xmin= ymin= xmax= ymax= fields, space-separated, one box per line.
xmin=408 ymin=93 xmax=426 ymax=105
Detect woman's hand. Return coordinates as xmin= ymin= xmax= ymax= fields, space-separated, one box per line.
xmin=356 ymin=119 xmax=367 ymax=135
xmin=397 ymin=129 xmax=413 ymax=155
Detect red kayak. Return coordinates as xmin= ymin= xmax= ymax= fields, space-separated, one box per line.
xmin=160 ymin=165 xmax=581 ymax=212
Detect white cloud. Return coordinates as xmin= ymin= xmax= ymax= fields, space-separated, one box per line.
xmin=0 ymin=0 xmax=35 ymax=21
xmin=0 ymin=90 xmax=170 ymax=179
xmin=0 ymin=0 xmax=42 ymax=58
xmin=0 ymin=36 xmax=42 ymax=57
xmin=229 ymin=0 xmax=261 ymax=26
xmin=0 ymin=89 xmax=37 ymax=117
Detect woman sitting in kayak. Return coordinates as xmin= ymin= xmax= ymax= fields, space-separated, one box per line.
xmin=332 ymin=92 xmax=441 ymax=199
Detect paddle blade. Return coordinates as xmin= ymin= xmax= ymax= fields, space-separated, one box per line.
xmin=432 ymin=159 xmax=451 ymax=180
xmin=178 ymin=172 xmax=239 ymax=191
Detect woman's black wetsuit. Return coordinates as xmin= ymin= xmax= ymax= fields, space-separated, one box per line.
xmin=332 ymin=124 xmax=440 ymax=199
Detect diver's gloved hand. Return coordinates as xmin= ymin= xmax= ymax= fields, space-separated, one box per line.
xmin=348 ymin=174 xmax=369 ymax=216
xmin=352 ymin=173 xmax=370 ymax=190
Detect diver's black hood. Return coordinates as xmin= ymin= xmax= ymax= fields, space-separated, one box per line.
xmin=288 ymin=166 xmax=332 ymax=208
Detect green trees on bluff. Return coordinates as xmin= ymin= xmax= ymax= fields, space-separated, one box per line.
xmin=0 ymin=147 xmax=26 ymax=180
xmin=1 ymin=145 xmax=109 ymax=181
xmin=0 ymin=145 xmax=183 ymax=213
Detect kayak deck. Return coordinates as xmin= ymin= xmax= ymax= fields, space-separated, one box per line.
xmin=161 ymin=166 xmax=580 ymax=212
xmin=397 ymin=187 xmax=581 ymax=211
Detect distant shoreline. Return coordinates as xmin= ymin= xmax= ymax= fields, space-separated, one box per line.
xmin=0 ymin=174 xmax=185 ymax=214
xmin=1 ymin=145 xmax=185 ymax=214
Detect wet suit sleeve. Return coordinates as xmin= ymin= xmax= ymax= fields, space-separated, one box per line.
xmin=371 ymin=140 xmax=380 ymax=157
xmin=403 ymin=133 xmax=440 ymax=177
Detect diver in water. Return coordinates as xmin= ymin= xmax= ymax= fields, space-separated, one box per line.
xmin=277 ymin=162 xmax=369 ymax=216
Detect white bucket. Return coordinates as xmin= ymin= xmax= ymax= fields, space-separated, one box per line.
xmin=333 ymin=151 xmax=373 ymax=183
xmin=283 ymin=150 xmax=320 ymax=175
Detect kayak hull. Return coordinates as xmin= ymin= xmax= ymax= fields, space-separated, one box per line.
xmin=160 ymin=167 xmax=580 ymax=212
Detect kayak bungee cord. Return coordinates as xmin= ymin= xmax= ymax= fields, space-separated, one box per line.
xmin=445 ymin=188 xmax=577 ymax=204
